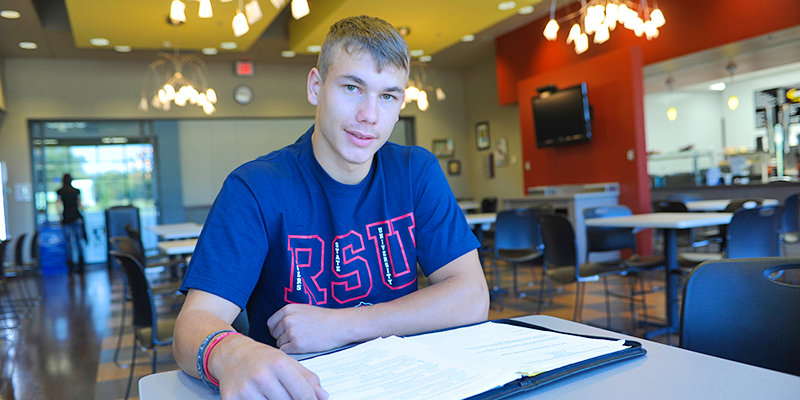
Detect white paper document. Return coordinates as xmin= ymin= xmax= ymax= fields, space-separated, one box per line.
xmin=300 ymin=322 xmax=630 ymax=400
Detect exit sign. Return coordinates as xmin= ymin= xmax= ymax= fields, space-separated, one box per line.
xmin=235 ymin=61 xmax=254 ymax=76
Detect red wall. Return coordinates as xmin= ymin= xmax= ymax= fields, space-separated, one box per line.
xmin=517 ymin=47 xmax=649 ymax=214
xmin=497 ymin=0 xmax=800 ymax=104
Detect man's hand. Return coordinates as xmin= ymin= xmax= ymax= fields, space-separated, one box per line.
xmin=211 ymin=335 xmax=329 ymax=400
xmin=267 ymin=304 xmax=355 ymax=354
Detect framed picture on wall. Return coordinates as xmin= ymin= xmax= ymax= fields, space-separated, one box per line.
xmin=494 ymin=138 xmax=508 ymax=167
xmin=432 ymin=138 xmax=455 ymax=158
xmin=475 ymin=122 xmax=490 ymax=150
xmin=448 ymin=160 xmax=461 ymax=175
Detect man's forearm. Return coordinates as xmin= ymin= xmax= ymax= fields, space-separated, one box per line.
xmin=174 ymin=308 xmax=238 ymax=379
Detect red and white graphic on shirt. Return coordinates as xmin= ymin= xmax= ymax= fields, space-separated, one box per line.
xmin=284 ymin=213 xmax=417 ymax=305
xmin=331 ymin=231 xmax=372 ymax=304
xmin=366 ymin=213 xmax=416 ymax=291
xmin=285 ymin=236 xmax=328 ymax=305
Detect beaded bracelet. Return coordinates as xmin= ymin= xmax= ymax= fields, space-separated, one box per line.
xmin=204 ymin=332 xmax=242 ymax=386
xmin=197 ymin=329 xmax=233 ymax=392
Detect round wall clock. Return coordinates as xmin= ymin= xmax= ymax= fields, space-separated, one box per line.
xmin=233 ymin=84 xmax=254 ymax=105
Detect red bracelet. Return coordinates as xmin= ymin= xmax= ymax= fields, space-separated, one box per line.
xmin=203 ymin=331 xmax=242 ymax=386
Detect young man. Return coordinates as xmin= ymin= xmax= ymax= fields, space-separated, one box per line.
xmin=174 ymin=15 xmax=489 ymax=400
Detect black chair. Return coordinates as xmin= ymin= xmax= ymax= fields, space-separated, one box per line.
xmin=105 ymin=205 xmax=141 ymax=269
xmin=475 ymin=197 xmax=499 ymax=257
xmin=12 ymin=233 xmax=43 ymax=307
xmin=653 ymin=201 xmax=705 ymax=248
xmin=108 ymin=250 xmax=179 ymax=400
xmin=696 ymin=199 xmax=764 ymax=251
xmin=782 ymin=192 xmax=799 ymax=248
xmin=584 ymin=206 xmax=666 ymax=332
xmin=0 ymin=240 xmax=21 ymax=329
xmin=489 ymin=208 xmax=545 ymax=310
xmin=680 ymin=205 xmax=785 ymax=266
xmin=537 ymin=213 xmax=629 ymax=327
xmin=680 ymin=258 xmax=800 ymax=376
xmin=109 ymin=236 xmax=181 ymax=369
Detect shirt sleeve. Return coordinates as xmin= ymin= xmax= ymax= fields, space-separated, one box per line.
xmin=180 ymin=172 xmax=269 ymax=310
xmin=410 ymin=149 xmax=480 ymax=276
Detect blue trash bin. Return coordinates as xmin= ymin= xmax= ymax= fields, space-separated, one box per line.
xmin=38 ymin=222 xmax=69 ymax=275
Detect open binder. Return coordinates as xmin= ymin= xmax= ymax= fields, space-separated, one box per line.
xmin=466 ymin=319 xmax=646 ymax=400
xmin=300 ymin=319 xmax=646 ymax=400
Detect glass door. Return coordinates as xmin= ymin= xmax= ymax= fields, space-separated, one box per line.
xmin=30 ymin=121 xmax=158 ymax=264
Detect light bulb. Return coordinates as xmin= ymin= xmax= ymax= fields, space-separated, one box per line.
xmin=667 ymin=107 xmax=677 ymax=121
xmin=151 ymin=94 xmax=162 ymax=110
xmin=291 ymin=0 xmax=309 ymax=20
xmin=158 ymin=89 xmax=168 ymax=104
xmin=632 ymin=17 xmax=645 ymax=37
xmin=417 ymin=90 xmax=429 ymax=111
xmin=206 ymin=88 xmax=217 ymax=103
xmin=436 ymin=88 xmax=446 ymax=101
xmin=651 ymin=8 xmax=666 ymax=28
xmin=594 ymin=24 xmax=610 ymax=44
xmin=543 ymin=19 xmax=559 ymax=41
xmin=232 ymin=12 xmax=250 ymax=37
xmin=405 ymin=86 xmax=420 ymax=101
xmin=203 ymin=102 xmax=216 ymax=115
xmin=604 ymin=3 xmax=618 ymax=30
xmin=198 ymin=0 xmax=213 ymax=18
xmin=728 ymin=95 xmax=739 ymax=111
xmin=618 ymin=4 xmax=630 ymax=24
xmin=644 ymin=20 xmax=658 ymax=40
xmin=138 ymin=97 xmax=148 ymax=112
xmin=566 ymin=23 xmax=581 ymax=44
xmin=198 ymin=93 xmax=208 ymax=106
xmin=245 ymin=0 xmax=263 ymax=24
xmin=189 ymin=87 xmax=199 ymax=104
xmin=169 ymin=0 xmax=186 ymax=23
xmin=164 ymin=84 xmax=176 ymax=100
xmin=575 ymin=33 xmax=589 ymax=54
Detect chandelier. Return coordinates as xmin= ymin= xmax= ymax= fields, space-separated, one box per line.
xmin=543 ymin=0 xmax=666 ymax=54
xmin=169 ymin=0 xmax=309 ymax=38
xmin=138 ymin=37 xmax=218 ymax=115
xmin=403 ymin=66 xmax=446 ymax=112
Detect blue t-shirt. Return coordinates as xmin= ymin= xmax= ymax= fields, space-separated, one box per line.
xmin=181 ymin=126 xmax=480 ymax=347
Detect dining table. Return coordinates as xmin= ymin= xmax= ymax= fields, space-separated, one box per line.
xmin=458 ymin=200 xmax=481 ymax=212
xmin=684 ymin=198 xmax=779 ymax=212
xmin=147 ymin=223 xmax=203 ymax=240
xmin=584 ymin=212 xmax=733 ymax=339
xmin=157 ymin=238 xmax=198 ymax=256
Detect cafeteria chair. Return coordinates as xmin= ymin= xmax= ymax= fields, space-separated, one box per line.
xmin=694 ymin=198 xmax=763 ymax=251
xmin=782 ymin=192 xmax=799 ymax=250
xmin=0 ymin=240 xmax=21 ymax=330
xmin=124 ymin=224 xmax=184 ymax=281
xmin=490 ymin=208 xmax=545 ymax=310
xmin=652 ymin=201 xmax=707 ymax=249
xmin=109 ymin=236 xmax=182 ymax=369
xmin=679 ymin=205 xmax=785 ymax=267
xmin=583 ymin=205 xmax=666 ymax=333
xmin=109 ymin=250 xmax=180 ymax=400
xmin=537 ymin=213 xmax=629 ymax=328
xmin=680 ymin=258 xmax=800 ymax=376
xmin=12 ymin=233 xmax=44 ymax=307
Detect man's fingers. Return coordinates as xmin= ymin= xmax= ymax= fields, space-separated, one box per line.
xmin=274 ymin=360 xmax=327 ymax=400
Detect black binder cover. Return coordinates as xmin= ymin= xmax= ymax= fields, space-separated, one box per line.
xmin=464 ymin=319 xmax=646 ymax=400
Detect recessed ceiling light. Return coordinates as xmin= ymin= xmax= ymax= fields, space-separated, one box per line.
xmin=1 ymin=10 xmax=21 ymax=19
xmin=89 ymin=38 xmax=110 ymax=46
xmin=518 ymin=5 xmax=534 ymax=14
xmin=220 ymin=42 xmax=238 ymax=50
xmin=419 ymin=55 xmax=432 ymax=63
xmin=708 ymin=82 xmax=726 ymax=91
xmin=281 ymin=50 xmax=296 ymax=58
xmin=202 ymin=47 xmax=218 ymax=55
xmin=19 ymin=42 xmax=37 ymax=50
xmin=497 ymin=1 xmax=516 ymax=11
xmin=114 ymin=45 xmax=131 ymax=52
xmin=461 ymin=34 xmax=475 ymax=42
xmin=306 ymin=45 xmax=321 ymax=53
xmin=397 ymin=26 xmax=410 ymax=37
xmin=162 ymin=41 xmax=172 ymax=48
xmin=410 ymin=49 xmax=425 ymax=57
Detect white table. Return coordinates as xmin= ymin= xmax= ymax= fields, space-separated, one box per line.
xmin=157 ymin=238 xmax=198 ymax=256
xmin=458 ymin=200 xmax=481 ymax=212
xmin=685 ymin=198 xmax=779 ymax=212
xmin=465 ymin=212 xmax=497 ymax=231
xmin=148 ymin=223 xmax=203 ymax=240
xmin=139 ymin=314 xmax=800 ymax=400
xmin=585 ymin=212 xmax=732 ymax=338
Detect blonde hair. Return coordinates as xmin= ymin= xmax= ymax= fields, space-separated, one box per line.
xmin=317 ymin=15 xmax=410 ymax=81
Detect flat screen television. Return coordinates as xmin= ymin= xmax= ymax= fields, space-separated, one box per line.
xmin=532 ymin=82 xmax=592 ymax=148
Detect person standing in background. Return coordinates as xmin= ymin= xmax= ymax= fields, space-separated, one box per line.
xmin=57 ymin=173 xmax=85 ymax=273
